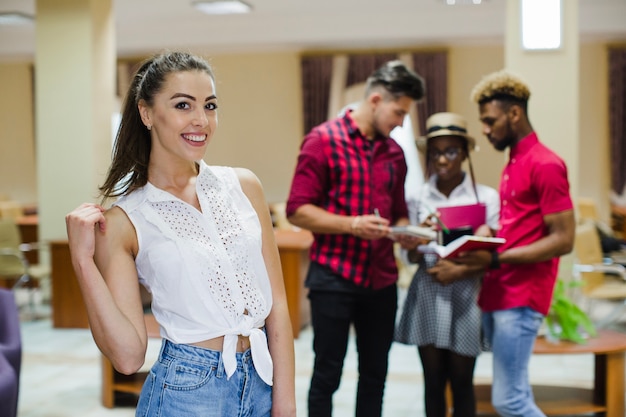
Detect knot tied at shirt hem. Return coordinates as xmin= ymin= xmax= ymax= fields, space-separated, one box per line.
xmin=223 ymin=328 xmax=273 ymax=386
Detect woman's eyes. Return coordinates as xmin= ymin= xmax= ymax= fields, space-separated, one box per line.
xmin=173 ymin=101 xmax=218 ymax=110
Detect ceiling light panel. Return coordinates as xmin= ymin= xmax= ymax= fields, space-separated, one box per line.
xmin=0 ymin=12 xmax=34 ymax=26
xmin=192 ymin=1 xmax=252 ymax=15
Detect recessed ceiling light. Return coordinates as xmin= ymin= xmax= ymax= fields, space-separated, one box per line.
xmin=443 ymin=0 xmax=486 ymax=5
xmin=0 ymin=12 xmax=34 ymax=26
xmin=192 ymin=0 xmax=252 ymax=15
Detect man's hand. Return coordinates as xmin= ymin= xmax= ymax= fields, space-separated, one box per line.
xmin=352 ymin=214 xmax=390 ymax=240
xmin=454 ymin=249 xmax=492 ymax=268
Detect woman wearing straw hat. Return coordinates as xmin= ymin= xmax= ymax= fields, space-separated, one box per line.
xmin=395 ymin=112 xmax=499 ymax=417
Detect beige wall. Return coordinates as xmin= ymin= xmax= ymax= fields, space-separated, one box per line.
xmin=0 ymin=43 xmax=615 ymax=217
xmin=0 ymin=62 xmax=37 ymax=205
xmin=579 ymin=42 xmax=611 ymax=222
xmin=203 ymin=52 xmax=303 ymax=204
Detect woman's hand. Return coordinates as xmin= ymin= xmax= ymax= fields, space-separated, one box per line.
xmin=427 ymin=259 xmax=467 ymax=285
xmin=65 ymin=203 xmax=106 ymax=262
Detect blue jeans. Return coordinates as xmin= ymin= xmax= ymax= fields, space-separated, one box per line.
xmin=482 ymin=307 xmax=546 ymax=417
xmin=136 ymin=339 xmax=272 ymax=417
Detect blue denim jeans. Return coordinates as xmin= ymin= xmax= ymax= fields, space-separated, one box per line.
xmin=482 ymin=307 xmax=546 ymax=417
xmin=136 ymin=339 xmax=272 ymax=417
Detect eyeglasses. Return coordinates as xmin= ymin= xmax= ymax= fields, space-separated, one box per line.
xmin=428 ymin=147 xmax=462 ymax=161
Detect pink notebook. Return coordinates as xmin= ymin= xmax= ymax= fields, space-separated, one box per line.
xmin=436 ymin=203 xmax=487 ymax=233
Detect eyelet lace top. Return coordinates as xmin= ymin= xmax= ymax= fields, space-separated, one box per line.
xmin=114 ymin=161 xmax=273 ymax=385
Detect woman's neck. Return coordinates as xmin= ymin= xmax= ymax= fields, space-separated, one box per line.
xmin=436 ymin=172 xmax=465 ymax=198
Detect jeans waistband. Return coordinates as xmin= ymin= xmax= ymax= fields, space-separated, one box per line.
xmin=160 ymin=339 xmax=253 ymax=369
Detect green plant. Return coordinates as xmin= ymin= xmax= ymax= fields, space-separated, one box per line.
xmin=544 ymin=279 xmax=597 ymax=344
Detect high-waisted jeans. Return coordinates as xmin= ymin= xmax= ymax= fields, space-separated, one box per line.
xmin=136 ymin=339 xmax=272 ymax=417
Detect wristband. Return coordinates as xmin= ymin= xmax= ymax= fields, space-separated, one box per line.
xmin=351 ymin=216 xmax=361 ymax=234
xmin=490 ymin=251 xmax=501 ymax=270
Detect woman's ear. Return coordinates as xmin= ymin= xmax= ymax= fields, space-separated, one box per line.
xmin=138 ymin=99 xmax=152 ymax=128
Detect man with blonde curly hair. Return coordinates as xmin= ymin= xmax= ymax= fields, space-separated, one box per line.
xmin=457 ymin=70 xmax=576 ymax=416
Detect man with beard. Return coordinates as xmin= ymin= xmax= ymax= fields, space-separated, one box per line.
xmin=451 ymin=70 xmax=575 ymax=417
xmin=286 ymin=60 xmax=425 ymax=417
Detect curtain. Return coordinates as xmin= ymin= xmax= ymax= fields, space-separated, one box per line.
xmin=609 ymin=47 xmax=626 ymax=195
xmin=345 ymin=53 xmax=399 ymax=87
xmin=300 ymin=51 xmax=447 ymax=136
xmin=412 ymin=52 xmax=448 ymax=137
xmin=300 ymin=55 xmax=334 ymax=135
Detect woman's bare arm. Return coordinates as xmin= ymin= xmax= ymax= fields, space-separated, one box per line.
xmin=66 ymin=203 xmax=148 ymax=374
xmin=236 ymin=168 xmax=297 ymax=417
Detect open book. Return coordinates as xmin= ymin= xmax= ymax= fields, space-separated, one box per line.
xmin=389 ymin=225 xmax=437 ymax=241
xmin=418 ymin=235 xmax=505 ymax=259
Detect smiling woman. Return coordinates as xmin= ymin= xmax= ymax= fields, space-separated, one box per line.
xmin=64 ymin=51 xmax=296 ymax=417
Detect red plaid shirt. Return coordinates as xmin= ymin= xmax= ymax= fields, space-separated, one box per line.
xmin=286 ymin=112 xmax=408 ymax=289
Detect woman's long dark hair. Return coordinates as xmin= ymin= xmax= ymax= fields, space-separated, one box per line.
xmin=99 ymin=51 xmax=214 ymax=201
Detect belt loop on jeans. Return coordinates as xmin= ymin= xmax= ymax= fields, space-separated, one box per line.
xmin=215 ymin=350 xmax=225 ymax=379
xmin=159 ymin=339 xmax=170 ymax=364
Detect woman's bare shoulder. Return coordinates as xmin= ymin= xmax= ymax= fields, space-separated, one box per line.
xmin=96 ymin=205 xmax=137 ymax=253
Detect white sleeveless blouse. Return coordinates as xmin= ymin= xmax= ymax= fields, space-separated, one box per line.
xmin=114 ymin=161 xmax=274 ymax=385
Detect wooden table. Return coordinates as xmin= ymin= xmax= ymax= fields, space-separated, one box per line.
xmin=274 ymin=228 xmax=313 ymax=338
xmin=473 ymin=329 xmax=626 ymax=417
xmin=50 ymin=240 xmax=89 ymax=328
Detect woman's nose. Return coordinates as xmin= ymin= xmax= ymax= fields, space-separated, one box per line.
xmin=193 ymin=109 xmax=208 ymax=126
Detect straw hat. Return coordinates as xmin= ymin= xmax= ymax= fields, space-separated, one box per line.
xmin=416 ymin=112 xmax=476 ymax=152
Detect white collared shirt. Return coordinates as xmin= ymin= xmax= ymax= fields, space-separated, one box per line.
xmin=402 ymin=173 xmax=500 ymax=264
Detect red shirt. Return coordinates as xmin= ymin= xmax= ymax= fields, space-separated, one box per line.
xmin=286 ymin=112 xmax=408 ymax=290
xmin=478 ymin=133 xmax=573 ymax=315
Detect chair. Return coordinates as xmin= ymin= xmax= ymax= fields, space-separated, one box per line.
xmin=573 ymin=220 xmax=626 ymax=327
xmin=0 ymin=201 xmax=23 ymax=220
xmin=0 ymin=218 xmax=50 ymax=318
xmin=0 ymin=289 xmax=21 ymax=417
xmin=576 ymin=198 xmax=626 ymax=258
xmin=578 ymin=197 xmax=599 ymax=221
